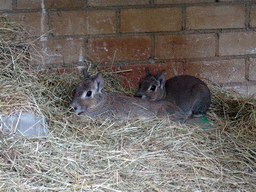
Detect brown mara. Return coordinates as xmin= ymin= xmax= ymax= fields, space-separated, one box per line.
xmin=0 ymin=17 xmax=255 ymax=191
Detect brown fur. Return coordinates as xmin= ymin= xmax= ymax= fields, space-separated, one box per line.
xmin=71 ymin=69 xmax=187 ymax=121
xmin=135 ymin=68 xmax=211 ymax=118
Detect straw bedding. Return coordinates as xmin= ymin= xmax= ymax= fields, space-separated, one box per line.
xmin=0 ymin=17 xmax=255 ymax=191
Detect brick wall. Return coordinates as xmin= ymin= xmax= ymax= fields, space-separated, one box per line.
xmin=1 ymin=0 xmax=256 ymax=94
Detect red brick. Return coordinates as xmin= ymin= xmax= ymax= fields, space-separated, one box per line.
xmin=87 ymin=0 xmax=149 ymax=6
xmin=52 ymin=10 xmax=116 ymax=36
xmin=185 ymin=59 xmax=245 ymax=83
xmin=219 ymin=32 xmax=256 ymax=56
xmin=120 ymin=8 xmax=182 ymax=33
xmin=155 ymin=34 xmax=215 ymax=59
xmin=155 ymin=0 xmax=214 ymax=4
xmin=31 ymin=38 xmax=86 ymax=65
xmin=17 ymin=0 xmax=41 ymax=9
xmin=55 ymin=67 xmax=85 ymax=75
xmin=17 ymin=0 xmax=83 ymax=9
xmin=88 ymin=37 xmax=151 ymax=62
xmin=17 ymin=0 xmax=40 ymax=9
xmin=186 ymin=6 xmax=245 ymax=30
xmin=5 ymin=12 xmax=48 ymax=37
xmin=99 ymin=62 xmax=183 ymax=88
xmin=250 ymin=5 xmax=256 ymax=27
xmin=0 ymin=0 xmax=12 ymax=10
xmin=119 ymin=62 xmax=184 ymax=87
xmin=46 ymin=0 xmax=83 ymax=9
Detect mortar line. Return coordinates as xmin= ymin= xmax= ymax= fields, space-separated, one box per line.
xmin=12 ymin=0 xmax=17 ymax=10
xmin=245 ymin=56 xmax=250 ymax=81
xmin=83 ymin=0 xmax=87 ymax=10
xmin=182 ymin=5 xmax=186 ymax=30
xmin=150 ymin=34 xmax=155 ymax=60
xmin=84 ymin=38 xmax=90 ymax=65
xmin=149 ymin=0 xmax=155 ymax=7
xmin=47 ymin=10 xmax=53 ymax=39
xmin=116 ymin=8 xmax=120 ymax=35
xmin=215 ymin=33 xmax=219 ymax=57
xmin=245 ymin=1 xmax=251 ymax=30
xmin=182 ymin=59 xmax=186 ymax=75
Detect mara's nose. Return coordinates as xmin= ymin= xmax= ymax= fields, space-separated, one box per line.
xmin=134 ymin=93 xmax=142 ymax=98
xmin=70 ymin=102 xmax=77 ymax=110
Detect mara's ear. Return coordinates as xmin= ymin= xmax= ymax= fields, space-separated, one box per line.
xmin=83 ymin=69 xmax=90 ymax=79
xmin=145 ymin=67 xmax=151 ymax=76
xmin=156 ymin=70 xmax=166 ymax=88
xmin=94 ymin=72 xmax=104 ymax=92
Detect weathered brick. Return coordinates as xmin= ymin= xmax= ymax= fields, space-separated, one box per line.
xmin=17 ymin=0 xmax=41 ymax=9
xmin=155 ymin=34 xmax=215 ymax=59
xmin=31 ymin=38 xmax=86 ymax=65
xmin=119 ymin=62 xmax=184 ymax=87
xmin=250 ymin=5 xmax=256 ymax=27
xmin=219 ymin=0 xmax=248 ymax=2
xmin=248 ymin=58 xmax=256 ymax=81
xmin=185 ymin=59 xmax=245 ymax=83
xmin=5 ymin=12 xmax=48 ymax=37
xmin=17 ymin=0 xmax=83 ymax=9
xmin=247 ymin=85 xmax=256 ymax=96
xmin=52 ymin=10 xmax=116 ymax=36
xmin=219 ymin=32 xmax=256 ymax=56
xmin=224 ymin=85 xmax=249 ymax=96
xmin=120 ymin=8 xmax=182 ymax=33
xmin=88 ymin=37 xmax=151 ymax=62
xmin=186 ymin=6 xmax=245 ymax=30
xmin=224 ymin=84 xmax=256 ymax=97
xmin=0 ymin=0 xmax=12 ymax=10
xmin=46 ymin=0 xmax=83 ymax=9
xmin=155 ymin=0 xmax=214 ymax=4
xmin=87 ymin=0 xmax=149 ymax=6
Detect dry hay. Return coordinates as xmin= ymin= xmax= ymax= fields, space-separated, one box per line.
xmin=0 ymin=18 xmax=255 ymax=192
xmin=0 ymin=15 xmax=32 ymax=115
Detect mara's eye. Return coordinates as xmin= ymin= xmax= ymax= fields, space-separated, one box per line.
xmin=86 ymin=91 xmax=92 ymax=97
xmin=150 ymin=85 xmax=156 ymax=91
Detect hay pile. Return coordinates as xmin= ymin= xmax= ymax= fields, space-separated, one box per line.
xmin=0 ymin=18 xmax=255 ymax=191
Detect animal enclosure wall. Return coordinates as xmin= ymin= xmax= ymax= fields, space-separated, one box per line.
xmin=1 ymin=1 xmax=256 ymax=191
xmin=1 ymin=0 xmax=256 ymax=94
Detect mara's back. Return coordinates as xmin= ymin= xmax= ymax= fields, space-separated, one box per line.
xmin=135 ymin=68 xmax=211 ymax=117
